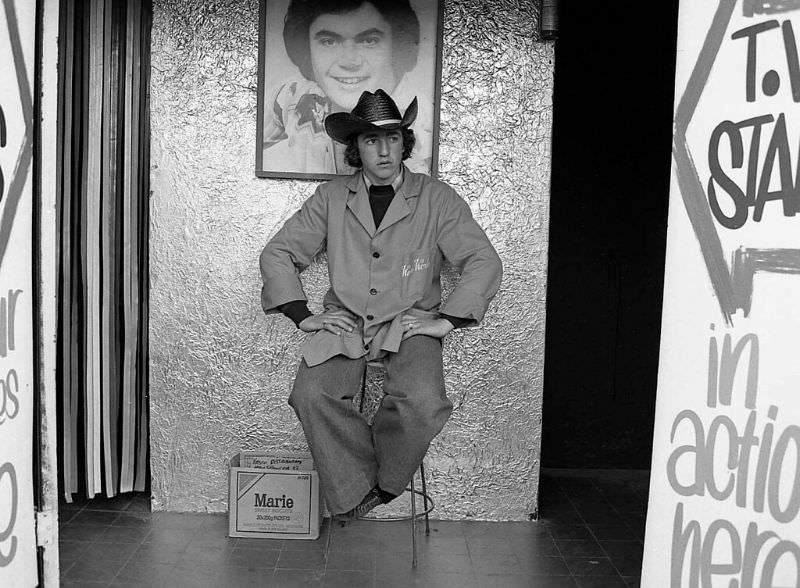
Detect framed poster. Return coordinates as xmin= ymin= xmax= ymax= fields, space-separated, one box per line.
xmin=255 ymin=0 xmax=443 ymax=180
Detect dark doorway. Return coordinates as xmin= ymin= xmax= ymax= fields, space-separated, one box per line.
xmin=542 ymin=3 xmax=680 ymax=468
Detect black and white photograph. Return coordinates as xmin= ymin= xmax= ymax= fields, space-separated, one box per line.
xmin=13 ymin=0 xmax=800 ymax=587
xmin=256 ymin=0 xmax=442 ymax=179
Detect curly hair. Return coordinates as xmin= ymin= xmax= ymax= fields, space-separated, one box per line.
xmin=283 ymin=0 xmax=420 ymax=83
xmin=344 ymin=127 xmax=416 ymax=168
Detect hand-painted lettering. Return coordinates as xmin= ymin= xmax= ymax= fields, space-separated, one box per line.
xmin=668 ymin=332 xmax=800 ymax=585
xmin=0 ymin=462 xmax=17 ymax=567
xmin=707 ymin=114 xmax=800 ymax=228
xmin=0 ymin=103 xmax=5 ymax=201
xmin=0 ymin=289 xmax=22 ymax=358
xmin=0 ymin=369 xmax=19 ymax=425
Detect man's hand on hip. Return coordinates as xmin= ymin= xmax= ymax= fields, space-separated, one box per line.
xmin=299 ymin=309 xmax=357 ymax=336
xmin=401 ymin=315 xmax=454 ymax=341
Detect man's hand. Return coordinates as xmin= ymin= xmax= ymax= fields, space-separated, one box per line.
xmin=401 ymin=315 xmax=454 ymax=340
xmin=298 ymin=309 xmax=358 ymax=335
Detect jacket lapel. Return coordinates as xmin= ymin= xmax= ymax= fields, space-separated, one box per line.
xmin=376 ymin=166 xmax=421 ymax=233
xmin=346 ymin=175 xmax=377 ymax=236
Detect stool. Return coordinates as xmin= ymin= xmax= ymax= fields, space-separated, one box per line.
xmin=357 ymin=359 xmax=434 ymax=568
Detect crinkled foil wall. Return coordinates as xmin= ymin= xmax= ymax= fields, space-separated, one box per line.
xmin=149 ymin=0 xmax=553 ymax=519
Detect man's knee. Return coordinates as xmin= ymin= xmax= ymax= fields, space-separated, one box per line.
xmin=288 ymin=363 xmax=318 ymax=413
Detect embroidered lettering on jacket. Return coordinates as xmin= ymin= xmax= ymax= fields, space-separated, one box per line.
xmin=401 ymin=256 xmax=430 ymax=277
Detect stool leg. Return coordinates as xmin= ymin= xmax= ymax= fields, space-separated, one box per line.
xmin=420 ymin=461 xmax=430 ymax=536
xmin=410 ymin=472 xmax=418 ymax=568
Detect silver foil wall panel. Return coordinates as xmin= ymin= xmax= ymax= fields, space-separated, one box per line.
xmin=149 ymin=0 xmax=554 ymax=519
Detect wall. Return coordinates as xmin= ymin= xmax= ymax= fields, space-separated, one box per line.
xmin=149 ymin=0 xmax=553 ymax=519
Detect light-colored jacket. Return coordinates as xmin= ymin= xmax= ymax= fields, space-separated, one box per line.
xmin=260 ymin=167 xmax=503 ymax=366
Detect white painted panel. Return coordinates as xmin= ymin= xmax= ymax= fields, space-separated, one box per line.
xmin=0 ymin=0 xmax=38 ymax=586
xmin=644 ymin=1 xmax=800 ymax=586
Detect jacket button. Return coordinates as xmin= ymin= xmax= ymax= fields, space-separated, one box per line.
xmin=369 ymin=288 xmax=377 ymax=295
xmin=364 ymin=343 xmax=370 ymax=350
xmin=372 ymin=252 xmax=380 ymax=259
xmin=366 ymin=314 xmax=374 ymax=321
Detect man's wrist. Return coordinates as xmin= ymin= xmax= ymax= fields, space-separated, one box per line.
xmin=440 ymin=314 xmax=472 ymax=330
xmin=277 ymin=300 xmax=313 ymax=328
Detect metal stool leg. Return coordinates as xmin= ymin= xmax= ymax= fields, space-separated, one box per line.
xmin=410 ymin=471 xmax=418 ymax=568
xmin=419 ymin=461 xmax=430 ymax=536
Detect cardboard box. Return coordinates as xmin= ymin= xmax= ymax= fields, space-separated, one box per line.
xmin=228 ymin=468 xmax=320 ymax=539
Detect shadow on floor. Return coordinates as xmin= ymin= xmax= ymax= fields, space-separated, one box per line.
xmin=58 ymin=469 xmax=649 ymax=587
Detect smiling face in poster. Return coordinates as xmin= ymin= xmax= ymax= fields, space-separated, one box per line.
xmin=308 ymin=3 xmax=397 ymax=111
xmin=256 ymin=0 xmax=441 ymax=179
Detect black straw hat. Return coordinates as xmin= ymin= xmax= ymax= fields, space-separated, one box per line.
xmin=324 ymin=89 xmax=418 ymax=144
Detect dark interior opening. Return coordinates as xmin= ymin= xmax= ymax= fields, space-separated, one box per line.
xmin=542 ymin=2 xmax=680 ymax=469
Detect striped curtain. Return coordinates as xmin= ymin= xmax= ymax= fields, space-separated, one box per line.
xmin=57 ymin=0 xmax=151 ymax=499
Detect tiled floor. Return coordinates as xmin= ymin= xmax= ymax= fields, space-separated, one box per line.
xmin=58 ymin=469 xmax=649 ymax=587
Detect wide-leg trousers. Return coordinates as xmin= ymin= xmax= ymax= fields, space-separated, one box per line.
xmin=288 ymin=335 xmax=453 ymax=515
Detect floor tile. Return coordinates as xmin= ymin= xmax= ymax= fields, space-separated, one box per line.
xmin=61 ymin=553 xmax=127 ymax=583
xmin=211 ymin=565 xmax=274 ymax=588
xmin=151 ymin=511 xmax=206 ymax=529
xmin=468 ymin=534 xmax=545 ymax=555
xmin=477 ymin=572 xmax=566 ymax=588
xmin=377 ymin=550 xmax=473 ymax=574
xmin=622 ymin=575 xmax=641 ymax=587
xmin=277 ymin=549 xmax=327 ymax=570
xmin=588 ymin=524 xmax=635 ymax=541
xmin=101 ymin=524 xmax=151 ymax=544
xmin=320 ymin=569 xmax=374 ymax=588
xmin=58 ymin=510 xmax=81 ymax=525
xmin=425 ymin=521 xmax=465 ymax=536
xmin=58 ymin=540 xmax=89 ymax=563
xmin=546 ymin=524 xmax=594 ymax=542
xmin=227 ymin=545 xmax=281 ymax=568
xmin=143 ymin=526 xmax=198 ymax=546
xmin=609 ymin=555 xmax=644 ymax=576
xmin=70 ymin=509 xmax=121 ymax=526
xmin=565 ymin=556 xmax=620 ymax=576
xmin=84 ymin=494 xmax=134 ymax=511
xmin=272 ymin=568 xmax=325 ymax=587
xmin=166 ymin=563 xmax=228 ymax=588
xmin=325 ymin=550 xmax=375 ymax=571
xmin=81 ymin=541 xmax=142 ymax=562
xmin=376 ymin=568 xmax=478 ymax=588
xmin=555 ymin=539 xmax=605 ymax=557
xmin=112 ymin=511 xmax=154 ymax=528
xmin=237 ymin=537 xmax=285 ymax=550
xmin=515 ymin=554 xmax=571 ymax=576
xmin=599 ymin=540 xmax=644 ymax=559
xmin=178 ymin=542 xmax=236 ymax=566
xmin=574 ymin=575 xmax=628 ymax=587
xmin=328 ymin=532 xmax=379 ymax=553
xmin=576 ymin=508 xmax=627 ymax=526
xmin=511 ymin=535 xmax=561 ymax=556
xmin=112 ymin=560 xmax=175 ymax=586
xmin=470 ymin=553 xmax=523 ymax=575
xmin=416 ymin=534 xmax=469 ymax=554
xmin=128 ymin=541 xmax=187 ymax=565
xmin=539 ymin=508 xmax=584 ymax=525
xmin=59 ymin=524 xmax=110 ymax=543
xmin=281 ymin=536 xmax=329 ymax=551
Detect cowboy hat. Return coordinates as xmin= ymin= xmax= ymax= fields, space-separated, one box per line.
xmin=324 ymin=89 xmax=418 ymax=144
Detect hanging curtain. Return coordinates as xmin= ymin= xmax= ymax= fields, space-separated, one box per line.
xmin=56 ymin=0 xmax=151 ymax=499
